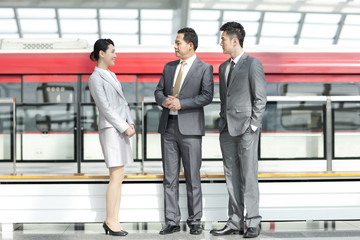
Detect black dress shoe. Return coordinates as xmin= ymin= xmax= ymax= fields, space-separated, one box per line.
xmin=159 ymin=225 xmax=180 ymax=235
xmin=189 ymin=225 xmax=202 ymax=235
xmin=103 ymin=222 xmax=128 ymax=236
xmin=210 ymin=225 xmax=240 ymax=236
xmin=244 ymin=227 xmax=260 ymax=238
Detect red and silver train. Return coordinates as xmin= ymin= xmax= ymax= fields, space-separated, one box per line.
xmin=0 ymin=49 xmax=360 ymax=172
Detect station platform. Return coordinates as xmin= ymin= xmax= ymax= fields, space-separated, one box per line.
xmin=2 ymin=221 xmax=360 ymax=240
xmin=2 ymin=161 xmax=360 ymax=239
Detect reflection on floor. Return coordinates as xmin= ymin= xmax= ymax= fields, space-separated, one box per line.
xmin=2 ymin=221 xmax=360 ymax=240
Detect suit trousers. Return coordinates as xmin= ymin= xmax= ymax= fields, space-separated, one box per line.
xmin=220 ymin=128 xmax=262 ymax=229
xmin=161 ymin=118 xmax=203 ymax=227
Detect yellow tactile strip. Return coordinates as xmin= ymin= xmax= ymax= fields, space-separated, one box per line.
xmin=1 ymin=171 xmax=360 ymax=180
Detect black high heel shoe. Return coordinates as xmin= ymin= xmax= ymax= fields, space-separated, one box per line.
xmin=103 ymin=222 xmax=128 ymax=236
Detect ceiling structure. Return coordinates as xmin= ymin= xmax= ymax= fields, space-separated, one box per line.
xmin=191 ymin=0 xmax=360 ymax=14
xmin=0 ymin=0 xmax=359 ymax=50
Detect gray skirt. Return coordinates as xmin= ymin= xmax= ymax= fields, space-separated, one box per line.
xmin=99 ymin=127 xmax=133 ymax=168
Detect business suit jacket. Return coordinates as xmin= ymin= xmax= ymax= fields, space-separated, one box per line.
xmin=88 ymin=67 xmax=134 ymax=167
xmin=154 ymin=57 xmax=214 ymax=135
xmin=88 ymin=66 xmax=134 ymax=133
xmin=219 ymin=52 xmax=267 ymax=136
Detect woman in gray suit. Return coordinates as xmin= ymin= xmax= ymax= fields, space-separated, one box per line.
xmin=88 ymin=39 xmax=135 ymax=236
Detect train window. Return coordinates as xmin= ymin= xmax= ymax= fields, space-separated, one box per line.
xmin=280 ymin=104 xmax=324 ymax=131
xmin=333 ymin=102 xmax=360 ymax=158
xmin=281 ymin=83 xmax=360 ymax=96
xmin=36 ymin=84 xmax=74 ymax=103
xmin=0 ymin=75 xmax=21 ymax=101
xmin=23 ymin=75 xmax=77 ymax=103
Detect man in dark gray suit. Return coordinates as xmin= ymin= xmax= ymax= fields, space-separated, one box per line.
xmin=154 ymin=27 xmax=214 ymax=235
xmin=210 ymin=22 xmax=267 ymax=238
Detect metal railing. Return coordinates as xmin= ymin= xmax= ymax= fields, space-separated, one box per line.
xmin=0 ymin=98 xmax=17 ymax=174
xmin=2 ymin=96 xmax=360 ymax=174
xmin=141 ymin=96 xmax=360 ymax=173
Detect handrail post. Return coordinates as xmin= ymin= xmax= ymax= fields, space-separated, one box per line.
xmin=141 ymin=97 xmax=145 ymax=174
xmin=12 ymin=98 xmax=17 ymax=174
xmin=326 ymin=97 xmax=333 ymax=171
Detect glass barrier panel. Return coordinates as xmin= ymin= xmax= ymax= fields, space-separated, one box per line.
xmin=17 ymin=103 xmax=75 ymax=161
xmin=203 ymin=102 xmax=221 ymax=159
xmin=0 ymin=104 xmax=12 ymax=161
xmin=261 ymin=101 xmax=325 ymax=159
xmin=143 ymin=102 xmax=222 ymax=160
xmin=144 ymin=103 xmax=161 ymax=159
xmin=333 ymin=101 xmax=360 ymax=158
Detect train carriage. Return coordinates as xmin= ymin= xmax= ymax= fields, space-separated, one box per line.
xmin=1 ymin=48 xmax=360 ymax=172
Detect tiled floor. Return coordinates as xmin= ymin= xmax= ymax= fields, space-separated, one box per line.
xmin=2 ymin=221 xmax=360 ymax=240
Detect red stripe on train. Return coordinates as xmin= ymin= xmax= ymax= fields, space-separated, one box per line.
xmin=0 ymin=75 xmax=21 ymax=83
xmin=23 ymin=75 xmax=77 ymax=82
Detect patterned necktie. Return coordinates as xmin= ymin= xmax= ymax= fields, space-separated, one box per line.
xmin=172 ymin=60 xmax=187 ymax=96
xmin=227 ymin=61 xmax=235 ymax=87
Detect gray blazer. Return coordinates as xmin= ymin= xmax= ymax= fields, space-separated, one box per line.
xmin=88 ymin=66 xmax=134 ymax=133
xmin=218 ymin=52 xmax=267 ymax=136
xmin=154 ymin=57 xmax=214 ymax=136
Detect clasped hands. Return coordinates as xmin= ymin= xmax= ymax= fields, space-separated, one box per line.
xmin=162 ymin=94 xmax=181 ymax=111
xmin=125 ymin=124 xmax=136 ymax=138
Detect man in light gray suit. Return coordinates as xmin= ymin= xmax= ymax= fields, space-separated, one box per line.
xmin=154 ymin=27 xmax=214 ymax=235
xmin=210 ymin=22 xmax=267 ymax=238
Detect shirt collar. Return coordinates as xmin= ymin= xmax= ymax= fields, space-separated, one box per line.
xmin=181 ymin=54 xmax=197 ymax=67
xmin=230 ymin=51 xmax=245 ymax=65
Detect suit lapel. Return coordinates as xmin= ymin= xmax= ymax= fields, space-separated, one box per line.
xmin=178 ymin=57 xmax=199 ymax=94
xmin=95 ymin=67 xmax=125 ymax=100
xmin=228 ymin=52 xmax=248 ymax=88
xmin=220 ymin=60 xmax=228 ymax=90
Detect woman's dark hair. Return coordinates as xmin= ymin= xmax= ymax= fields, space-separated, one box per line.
xmin=89 ymin=38 xmax=114 ymax=62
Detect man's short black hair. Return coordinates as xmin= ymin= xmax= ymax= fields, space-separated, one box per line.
xmin=220 ymin=22 xmax=246 ymax=48
xmin=177 ymin=27 xmax=198 ymax=51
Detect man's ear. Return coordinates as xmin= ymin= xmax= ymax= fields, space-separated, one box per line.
xmin=189 ymin=42 xmax=194 ymax=50
xmin=233 ymin=37 xmax=239 ymax=47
